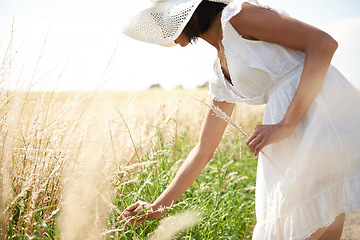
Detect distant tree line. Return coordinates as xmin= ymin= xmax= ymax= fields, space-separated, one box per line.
xmin=148 ymin=81 xmax=209 ymax=90
xmin=149 ymin=83 xmax=162 ymax=89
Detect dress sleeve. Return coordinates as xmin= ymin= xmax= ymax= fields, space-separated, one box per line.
xmin=208 ymin=59 xmax=241 ymax=103
xmin=221 ymin=0 xmax=305 ymax=80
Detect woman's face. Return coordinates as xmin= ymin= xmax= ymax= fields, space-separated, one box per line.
xmin=174 ymin=33 xmax=190 ymax=47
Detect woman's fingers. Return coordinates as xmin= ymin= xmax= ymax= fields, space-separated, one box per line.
xmin=123 ymin=204 xmax=149 ymax=226
xmin=254 ymin=139 xmax=266 ymax=157
xmin=248 ymin=136 xmax=266 ymax=156
xmin=125 ymin=216 xmax=146 ymax=227
xmin=119 ymin=201 xmax=151 ymax=224
xmin=247 ymin=123 xmax=293 ymax=156
xmin=246 ymin=125 xmax=273 ymax=156
xmin=127 ymin=200 xmax=147 ymax=211
xmin=247 ymin=134 xmax=261 ymax=152
xmin=245 ymin=126 xmax=258 ymax=146
xmin=119 ymin=202 xmax=142 ymax=220
xmin=119 ymin=204 xmax=138 ymax=220
xmin=247 ymin=126 xmax=264 ymax=154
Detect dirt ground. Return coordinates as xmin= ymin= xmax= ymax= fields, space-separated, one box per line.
xmin=342 ymin=210 xmax=360 ymax=240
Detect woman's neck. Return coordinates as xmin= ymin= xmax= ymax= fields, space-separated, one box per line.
xmin=200 ymin=12 xmax=223 ymax=51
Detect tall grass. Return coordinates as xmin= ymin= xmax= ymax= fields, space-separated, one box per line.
xmin=114 ymin=97 xmax=262 ymax=239
xmin=0 ymin=30 xmax=265 ymax=239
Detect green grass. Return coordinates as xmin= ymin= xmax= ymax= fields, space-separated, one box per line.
xmin=114 ymin=125 xmax=259 ymax=239
xmin=1 ymin=90 xmax=261 ymax=239
xmin=2 ymin=24 xmax=264 ymax=238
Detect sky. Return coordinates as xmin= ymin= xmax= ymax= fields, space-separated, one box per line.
xmin=0 ymin=0 xmax=359 ymax=91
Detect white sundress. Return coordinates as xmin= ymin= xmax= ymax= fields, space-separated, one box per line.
xmin=208 ymin=1 xmax=360 ymax=239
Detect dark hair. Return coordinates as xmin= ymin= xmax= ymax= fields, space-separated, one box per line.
xmin=182 ymin=0 xmax=227 ymax=43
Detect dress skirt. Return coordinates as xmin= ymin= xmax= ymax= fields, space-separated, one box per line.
xmin=252 ymin=63 xmax=360 ymax=240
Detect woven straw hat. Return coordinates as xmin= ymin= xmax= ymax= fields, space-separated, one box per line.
xmin=122 ymin=0 xmax=232 ymax=46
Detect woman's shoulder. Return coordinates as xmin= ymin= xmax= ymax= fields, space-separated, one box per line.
xmin=221 ymin=0 xmax=246 ymax=24
xmin=221 ymin=1 xmax=267 ymax=33
xmin=224 ymin=0 xmax=315 ymax=52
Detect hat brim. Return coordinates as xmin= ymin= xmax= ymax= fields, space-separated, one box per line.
xmin=121 ymin=0 xmax=203 ymax=46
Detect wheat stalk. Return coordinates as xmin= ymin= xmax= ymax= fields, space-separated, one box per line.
xmin=193 ymin=98 xmax=284 ymax=177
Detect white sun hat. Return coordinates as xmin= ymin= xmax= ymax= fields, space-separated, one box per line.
xmin=122 ymin=0 xmax=232 ymax=46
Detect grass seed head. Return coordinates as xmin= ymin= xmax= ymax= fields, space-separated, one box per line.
xmin=149 ymin=210 xmax=200 ymax=240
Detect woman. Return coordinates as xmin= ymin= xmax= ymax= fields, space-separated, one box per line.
xmin=119 ymin=0 xmax=360 ymax=239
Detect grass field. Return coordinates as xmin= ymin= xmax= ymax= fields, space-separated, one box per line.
xmin=0 ymin=87 xmax=265 ymax=239
xmin=1 ymin=35 xmax=359 ymax=239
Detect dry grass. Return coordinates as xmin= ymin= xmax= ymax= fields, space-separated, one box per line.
xmin=0 ymin=27 xmax=264 ymax=239
xmin=148 ymin=211 xmax=200 ymax=240
xmin=1 ymin=91 xmax=87 ymax=236
xmin=2 ymin=19 xmax=358 ymax=240
xmin=0 ymin=86 xmax=264 ymax=238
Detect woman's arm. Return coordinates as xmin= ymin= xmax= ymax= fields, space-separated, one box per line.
xmin=119 ymin=100 xmax=235 ymax=226
xmin=230 ymin=2 xmax=338 ymax=156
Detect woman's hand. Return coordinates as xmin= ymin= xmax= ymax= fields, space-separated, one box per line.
xmin=118 ymin=201 xmax=164 ymax=227
xmin=246 ymin=122 xmax=293 ymax=157
xmin=118 ymin=101 xmax=235 ymax=227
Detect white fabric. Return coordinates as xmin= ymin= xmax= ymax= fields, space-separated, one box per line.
xmin=209 ymin=1 xmax=360 ymax=239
